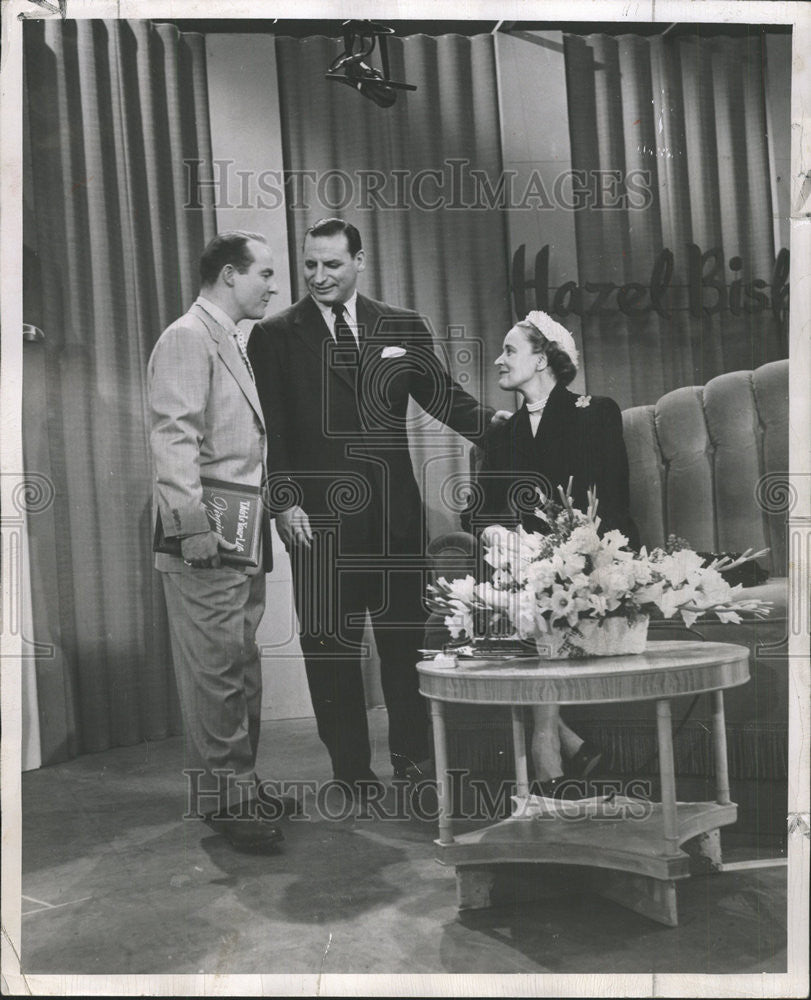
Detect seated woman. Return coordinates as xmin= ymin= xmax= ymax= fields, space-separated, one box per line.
xmin=472 ymin=310 xmax=639 ymax=797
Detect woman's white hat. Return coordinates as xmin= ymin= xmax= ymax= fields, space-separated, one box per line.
xmin=521 ymin=310 xmax=580 ymax=370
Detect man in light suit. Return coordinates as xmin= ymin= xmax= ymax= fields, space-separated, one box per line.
xmin=248 ymin=218 xmax=498 ymax=797
xmin=148 ymin=231 xmax=288 ymax=851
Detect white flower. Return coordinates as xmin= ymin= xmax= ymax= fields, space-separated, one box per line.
xmin=680 ymin=608 xmax=701 ymax=630
xmin=575 ymin=394 xmax=591 ymax=408
xmin=515 ymin=524 xmax=546 ymax=558
xmin=474 ymin=582 xmax=511 ymax=611
xmin=658 ymin=548 xmax=705 ymax=587
xmin=630 ymin=558 xmax=654 ymax=585
xmin=525 ymin=559 xmax=557 ymax=592
xmin=657 ymin=588 xmax=685 ymax=619
xmin=692 ymin=568 xmax=735 ymax=608
xmin=588 ymin=592 xmax=610 ymax=616
xmin=534 ymin=589 xmax=554 ymax=616
xmin=590 ymin=563 xmax=635 ymax=600
xmin=635 ymin=581 xmax=664 ymax=606
xmin=481 ymin=525 xmax=512 ymax=570
xmin=567 ymin=524 xmax=602 ymax=556
xmin=516 ymin=588 xmax=540 ymax=639
xmin=559 ymin=550 xmax=587 ymax=578
xmin=481 ymin=524 xmax=512 ymax=549
xmin=482 ymin=526 xmax=528 ymax=575
xmin=550 ymin=549 xmax=586 ymax=580
xmin=491 ymin=568 xmax=514 ymax=588
xmin=440 ymin=575 xmax=476 ymax=603
xmin=602 ymin=528 xmax=630 ymax=551
xmin=444 ymin=610 xmax=473 ymax=639
xmin=549 ymin=585 xmax=577 ymax=623
xmin=567 ymin=572 xmax=592 ymax=593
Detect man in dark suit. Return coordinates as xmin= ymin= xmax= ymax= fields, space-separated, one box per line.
xmin=249 ymin=218 xmax=498 ymax=795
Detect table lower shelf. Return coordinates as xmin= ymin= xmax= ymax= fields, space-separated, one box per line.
xmin=435 ymin=799 xmax=737 ymax=881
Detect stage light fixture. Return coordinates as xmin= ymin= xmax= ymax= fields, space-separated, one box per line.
xmin=325 ymin=20 xmax=417 ymax=109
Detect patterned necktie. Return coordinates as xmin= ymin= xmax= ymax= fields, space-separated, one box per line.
xmin=331 ymin=302 xmax=357 ymax=347
xmin=233 ymin=329 xmax=255 ymax=382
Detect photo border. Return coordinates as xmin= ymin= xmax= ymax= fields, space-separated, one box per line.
xmin=2 ymin=1 xmax=808 ymax=996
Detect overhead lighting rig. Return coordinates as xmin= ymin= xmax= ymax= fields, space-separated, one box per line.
xmin=325 ymin=20 xmax=417 ymax=109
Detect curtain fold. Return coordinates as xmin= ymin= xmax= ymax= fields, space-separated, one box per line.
xmin=564 ymin=31 xmax=786 ymax=409
xmin=24 ymin=19 xmax=215 ymax=762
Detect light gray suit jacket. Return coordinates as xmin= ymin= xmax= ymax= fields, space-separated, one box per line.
xmin=148 ymin=300 xmax=268 ymax=575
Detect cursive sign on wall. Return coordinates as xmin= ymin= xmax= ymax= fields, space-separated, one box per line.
xmin=512 ymin=244 xmax=790 ymax=336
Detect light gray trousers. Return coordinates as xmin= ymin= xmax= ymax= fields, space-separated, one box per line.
xmin=161 ymin=565 xmax=266 ymax=815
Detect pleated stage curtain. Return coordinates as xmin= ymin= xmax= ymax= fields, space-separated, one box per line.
xmin=564 ymin=31 xmax=787 ymax=409
xmin=274 ymin=32 xmax=513 ymax=541
xmin=23 ymin=19 xmax=216 ymax=763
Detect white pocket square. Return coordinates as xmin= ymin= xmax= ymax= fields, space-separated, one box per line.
xmin=381 ymin=346 xmax=407 ymax=358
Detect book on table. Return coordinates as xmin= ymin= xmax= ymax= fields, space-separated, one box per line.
xmin=153 ymin=477 xmax=264 ymax=568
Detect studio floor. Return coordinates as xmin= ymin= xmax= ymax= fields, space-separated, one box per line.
xmin=21 ymin=709 xmax=787 ymax=976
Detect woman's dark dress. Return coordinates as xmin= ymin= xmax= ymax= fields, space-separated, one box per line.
xmin=464 ymin=381 xmax=639 ymax=548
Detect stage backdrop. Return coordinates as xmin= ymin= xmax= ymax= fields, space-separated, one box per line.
xmin=24 ymin=19 xmax=215 ymax=763
xmin=563 ymin=30 xmax=787 ymax=408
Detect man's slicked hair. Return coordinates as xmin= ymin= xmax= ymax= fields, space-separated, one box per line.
xmin=303 ymin=218 xmax=362 ymax=257
xmin=199 ymin=231 xmax=267 ymax=287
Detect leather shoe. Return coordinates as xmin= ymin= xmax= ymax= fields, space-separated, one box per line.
xmin=203 ymin=814 xmax=284 ymax=852
xmin=568 ymin=741 xmax=602 ymax=779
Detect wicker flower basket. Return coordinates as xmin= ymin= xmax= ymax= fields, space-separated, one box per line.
xmin=535 ymin=615 xmax=650 ymax=659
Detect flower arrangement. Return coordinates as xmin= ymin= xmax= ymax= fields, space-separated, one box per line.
xmin=665 ymin=533 xmax=770 ymax=588
xmin=427 ymin=480 xmax=772 ymax=659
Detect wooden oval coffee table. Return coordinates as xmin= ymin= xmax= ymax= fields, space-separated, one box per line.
xmin=417 ymin=640 xmax=750 ymax=926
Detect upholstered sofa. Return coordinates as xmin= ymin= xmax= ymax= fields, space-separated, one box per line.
xmin=428 ymin=360 xmax=789 ymax=845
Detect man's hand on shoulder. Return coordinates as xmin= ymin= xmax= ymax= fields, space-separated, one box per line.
xmin=490 ymin=410 xmax=513 ymax=428
xmin=276 ymin=505 xmax=313 ymax=550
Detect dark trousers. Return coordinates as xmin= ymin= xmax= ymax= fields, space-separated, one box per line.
xmin=289 ymin=531 xmax=431 ymax=780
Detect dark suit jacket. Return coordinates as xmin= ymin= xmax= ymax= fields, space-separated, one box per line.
xmin=249 ymin=294 xmax=493 ymax=554
xmin=467 ymin=381 xmax=639 ymax=548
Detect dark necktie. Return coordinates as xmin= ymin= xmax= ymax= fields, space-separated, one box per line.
xmin=331 ymin=302 xmax=357 ymax=348
xmin=329 ymin=301 xmax=364 ymax=431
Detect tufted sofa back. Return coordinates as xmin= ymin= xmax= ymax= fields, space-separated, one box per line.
xmin=622 ymin=360 xmax=788 ymax=576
